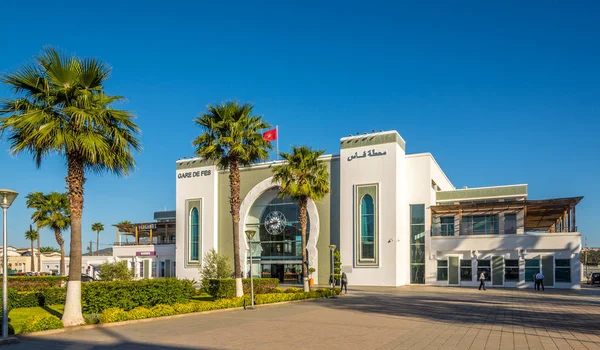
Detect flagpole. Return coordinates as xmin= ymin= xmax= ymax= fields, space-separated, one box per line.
xmin=276 ymin=125 xmax=279 ymax=161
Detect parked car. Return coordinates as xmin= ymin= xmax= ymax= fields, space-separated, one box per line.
xmin=81 ymin=274 xmax=96 ymax=282
xmin=588 ymin=273 xmax=600 ymax=285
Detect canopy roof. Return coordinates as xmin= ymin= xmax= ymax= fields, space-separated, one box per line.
xmin=430 ymin=196 xmax=583 ymax=232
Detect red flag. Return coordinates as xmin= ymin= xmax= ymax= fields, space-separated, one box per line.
xmin=262 ymin=128 xmax=277 ymax=141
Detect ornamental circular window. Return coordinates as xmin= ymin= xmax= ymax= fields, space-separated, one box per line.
xmin=264 ymin=211 xmax=287 ymax=235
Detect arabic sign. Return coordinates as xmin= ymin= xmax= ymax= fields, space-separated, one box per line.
xmin=347 ymin=149 xmax=387 ymax=161
xmin=136 ymin=251 xmax=156 ymax=256
xmin=136 ymin=223 xmax=157 ymax=230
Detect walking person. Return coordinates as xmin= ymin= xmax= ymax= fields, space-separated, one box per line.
xmin=341 ymin=272 xmax=348 ymax=294
xmin=478 ymin=270 xmax=487 ymax=290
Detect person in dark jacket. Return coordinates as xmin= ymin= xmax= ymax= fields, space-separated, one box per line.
xmin=340 ymin=272 xmax=348 ymax=294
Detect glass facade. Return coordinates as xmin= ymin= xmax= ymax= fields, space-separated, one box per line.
xmin=504 ymin=214 xmax=517 ymax=234
xmin=245 ymin=189 xmax=308 ymax=283
xmin=525 ymin=258 xmax=540 ymax=282
xmin=439 ymin=217 xmax=454 ymax=236
xmin=189 ymin=208 xmax=199 ymax=261
xmin=360 ymin=195 xmax=375 ymax=260
xmin=461 ymin=215 xmax=499 ymax=235
xmin=460 ymin=260 xmax=472 ymax=281
xmin=410 ymin=204 xmax=425 ymax=284
xmin=555 ymin=259 xmax=571 ymax=283
xmin=437 ymin=260 xmax=448 ymax=281
xmin=505 ymin=259 xmax=519 ymax=281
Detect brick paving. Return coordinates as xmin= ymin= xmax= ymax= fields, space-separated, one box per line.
xmin=13 ymin=285 xmax=600 ymax=349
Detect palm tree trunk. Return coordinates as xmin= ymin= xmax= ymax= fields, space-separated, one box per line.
xmin=30 ymin=239 xmax=35 ymax=273
xmin=96 ymin=231 xmax=99 ymax=256
xmin=299 ymin=198 xmax=309 ymax=292
xmin=37 ymin=225 xmax=41 ymax=273
xmin=59 ymin=241 xmax=65 ymax=277
xmin=229 ymin=159 xmax=243 ymax=297
xmin=62 ymin=153 xmax=85 ymax=326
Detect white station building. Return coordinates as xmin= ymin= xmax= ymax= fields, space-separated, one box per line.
xmin=123 ymin=130 xmax=583 ymax=289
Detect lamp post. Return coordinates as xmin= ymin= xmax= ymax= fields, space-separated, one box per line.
xmin=245 ymin=230 xmax=256 ymax=309
xmin=0 ymin=189 xmax=18 ymax=339
xmin=329 ymin=244 xmax=336 ymax=298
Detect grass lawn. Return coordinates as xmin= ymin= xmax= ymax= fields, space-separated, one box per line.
xmin=190 ymin=292 xmax=214 ymax=302
xmin=9 ymin=305 xmax=64 ymax=334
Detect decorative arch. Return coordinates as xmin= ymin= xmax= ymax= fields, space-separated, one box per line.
xmin=238 ymin=176 xmax=320 ymax=284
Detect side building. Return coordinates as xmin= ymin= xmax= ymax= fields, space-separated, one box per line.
xmin=175 ymin=130 xmax=583 ymax=289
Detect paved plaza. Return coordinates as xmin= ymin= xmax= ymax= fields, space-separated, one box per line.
xmin=14 ymin=286 xmax=600 ymax=349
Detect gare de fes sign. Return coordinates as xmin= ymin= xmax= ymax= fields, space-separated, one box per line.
xmin=177 ymin=169 xmax=212 ymax=179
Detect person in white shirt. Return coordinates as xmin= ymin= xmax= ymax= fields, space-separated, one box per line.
xmin=535 ymin=272 xmax=545 ymax=291
xmin=478 ymin=271 xmax=487 ymax=290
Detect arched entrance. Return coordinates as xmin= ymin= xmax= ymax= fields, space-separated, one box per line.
xmin=239 ymin=177 xmax=320 ymax=285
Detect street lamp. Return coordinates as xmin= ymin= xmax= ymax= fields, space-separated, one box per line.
xmin=1 ymin=189 xmax=18 ymax=339
xmin=328 ymin=245 xmax=336 ymax=298
xmin=245 ymin=230 xmax=256 ymax=309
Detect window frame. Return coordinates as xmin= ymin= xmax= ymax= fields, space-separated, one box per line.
xmin=437 ymin=259 xmax=448 ymax=281
xmin=460 ymin=259 xmax=472 ymax=282
xmin=359 ymin=194 xmax=375 ymax=261
xmin=185 ymin=199 xmax=202 ymax=266
xmin=555 ymin=259 xmax=571 ymax=283
xmin=524 ymin=258 xmax=540 ymax=282
xmin=504 ymin=259 xmax=520 ymax=281
xmin=462 ymin=215 xmax=499 ymax=235
xmin=354 ymin=184 xmax=379 ymax=267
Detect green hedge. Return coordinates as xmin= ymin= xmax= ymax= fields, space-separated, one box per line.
xmin=99 ymin=289 xmax=336 ymax=324
xmin=207 ymin=278 xmax=279 ymax=299
xmin=0 ymin=288 xmax=66 ymax=311
xmin=21 ymin=315 xmax=64 ymax=333
xmin=81 ymin=278 xmax=195 ymax=313
xmin=8 ymin=277 xmax=67 ymax=291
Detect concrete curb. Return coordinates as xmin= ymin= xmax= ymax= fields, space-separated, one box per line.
xmin=17 ymin=295 xmax=340 ymax=338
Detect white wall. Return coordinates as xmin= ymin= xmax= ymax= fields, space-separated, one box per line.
xmin=175 ymin=162 xmax=218 ymax=281
xmin=430 ymin=232 xmax=582 ymax=289
xmin=340 ymin=132 xmax=405 ymax=286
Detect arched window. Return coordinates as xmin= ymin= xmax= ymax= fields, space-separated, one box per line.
xmin=190 ymin=207 xmax=199 ymax=261
xmin=360 ymin=194 xmax=375 ymax=260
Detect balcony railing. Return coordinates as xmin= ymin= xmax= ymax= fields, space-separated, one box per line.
xmin=114 ymin=239 xmax=176 ymax=246
xmin=431 ymin=225 xmax=516 ymax=237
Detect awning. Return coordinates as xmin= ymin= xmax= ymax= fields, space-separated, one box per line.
xmin=430 ymin=196 xmax=583 ymax=232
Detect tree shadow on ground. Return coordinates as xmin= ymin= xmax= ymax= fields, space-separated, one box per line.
xmin=16 ymin=326 xmax=218 ymax=350
xmin=322 ymin=287 xmax=600 ymax=334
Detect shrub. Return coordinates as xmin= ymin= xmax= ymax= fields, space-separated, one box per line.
xmin=207 ymin=278 xmax=279 ymax=299
xmin=127 ymin=307 xmax=152 ymax=320
xmin=284 ymin=287 xmax=300 ymax=293
xmin=21 ymin=315 xmax=64 ymax=333
xmin=7 ymin=276 xmax=67 ymax=292
xmin=99 ymin=308 xmax=129 ymax=323
xmin=149 ymin=304 xmax=176 ymax=317
xmin=15 ymin=292 xmax=41 ymax=308
xmin=199 ymin=249 xmax=232 ymax=291
xmin=82 ymin=279 xmax=195 ymax=313
xmin=84 ymin=313 xmax=101 ymax=325
xmin=42 ymin=288 xmax=66 ymax=306
xmin=98 ymin=261 xmax=134 ymax=281
xmin=272 ymin=287 xmax=284 ymax=293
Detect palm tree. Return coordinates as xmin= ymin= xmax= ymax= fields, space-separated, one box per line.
xmin=37 ymin=192 xmax=70 ymax=277
xmin=193 ymin=101 xmax=272 ymax=297
xmin=0 ymin=47 xmax=141 ymax=326
xmin=92 ymin=223 xmax=104 ymax=256
xmin=26 ymin=191 xmax=45 ymax=272
xmin=24 ymin=226 xmax=39 ymax=272
xmin=272 ymin=146 xmax=330 ymax=292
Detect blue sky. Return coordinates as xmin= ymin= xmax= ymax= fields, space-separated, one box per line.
xmin=0 ymin=1 xmax=598 ymax=250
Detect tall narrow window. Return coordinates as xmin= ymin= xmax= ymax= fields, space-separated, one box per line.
xmin=504 ymin=214 xmax=517 ymax=234
xmin=360 ymin=195 xmax=375 ymax=260
xmin=410 ymin=204 xmax=426 ymax=284
xmin=525 ymin=258 xmax=539 ymax=282
xmin=460 ymin=260 xmax=472 ymax=281
xmin=190 ymin=207 xmax=199 ymax=262
xmin=555 ymin=259 xmax=571 ymax=283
